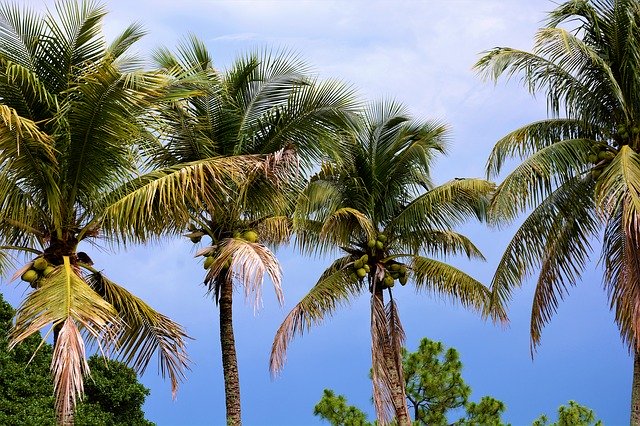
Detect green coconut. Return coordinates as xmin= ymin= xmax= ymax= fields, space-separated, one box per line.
xmin=360 ymin=254 xmax=369 ymax=263
xmin=363 ymin=264 xmax=370 ymax=273
xmin=377 ymin=234 xmax=387 ymax=243
xmin=21 ymin=269 xmax=38 ymax=283
xmin=354 ymin=259 xmax=364 ymax=269
xmin=356 ymin=268 xmax=367 ymax=278
xmin=203 ymin=256 xmax=215 ymax=269
xmin=399 ymin=275 xmax=409 ymax=285
xmin=33 ymin=257 xmax=48 ymax=271
xmin=42 ymin=266 xmax=55 ymax=277
xmin=243 ymin=230 xmax=258 ymax=243
xmin=367 ymin=239 xmax=376 ymax=248
xmin=587 ymin=154 xmax=598 ymax=164
xmin=383 ymin=275 xmax=394 ymax=287
xmin=389 ymin=263 xmax=401 ymax=271
xmin=375 ymin=240 xmax=384 ymax=250
xmin=399 ymin=265 xmax=408 ymax=274
xmin=190 ymin=235 xmax=202 ymax=244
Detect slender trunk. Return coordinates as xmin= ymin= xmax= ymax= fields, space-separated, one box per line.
xmin=372 ymin=289 xmax=411 ymax=426
xmin=219 ymin=274 xmax=241 ymax=425
xmin=632 ymin=349 xmax=640 ymax=426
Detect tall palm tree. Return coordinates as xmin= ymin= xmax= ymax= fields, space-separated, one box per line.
xmin=0 ymin=1 xmax=259 ymax=423
xmin=269 ymin=101 xmax=504 ymax=425
xmin=147 ymin=36 xmax=358 ymax=425
xmin=475 ymin=0 xmax=640 ymax=423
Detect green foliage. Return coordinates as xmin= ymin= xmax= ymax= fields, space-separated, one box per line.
xmin=0 ymin=293 xmax=153 ymax=426
xmin=532 ymin=401 xmax=602 ymax=426
xmin=403 ymin=339 xmax=470 ymax=424
xmin=313 ymin=338 xmax=507 ymax=426
xmin=314 ymin=389 xmax=370 ymax=426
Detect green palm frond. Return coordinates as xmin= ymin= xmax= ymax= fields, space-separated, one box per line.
xmin=411 ymin=256 xmax=505 ymax=322
xmin=485 ymin=118 xmax=594 ymax=178
xmin=488 ymin=138 xmax=593 ymax=224
xmin=99 ymin=155 xmax=267 ymax=243
xmin=595 ymin=145 xmax=640 ymax=221
xmin=392 ymin=178 xmax=494 ymax=233
xmin=490 ymin=176 xmax=597 ymax=314
xmin=85 ymin=271 xmax=191 ymax=397
xmin=319 ymin=207 xmax=376 ymax=247
xmin=270 ymin=256 xmax=366 ymax=376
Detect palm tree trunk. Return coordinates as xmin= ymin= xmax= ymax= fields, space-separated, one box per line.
xmin=219 ymin=274 xmax=242 ymax=425
xmin=372 ymin=289 xmax=411 ymax=426
xmin=632 ymin=349 xmax=640 ymax=426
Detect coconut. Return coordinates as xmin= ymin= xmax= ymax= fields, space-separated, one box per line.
xmin=21 ymin=270 xmax=38 ymax=283
xmin=375 ymin=240 xmax=384 ymax=250
xmin=354 ymin=259 xmax=364 ymax=269
xmin=383 ymin=275 xmax=394 ymax=287
xmin=399 ymin=265 xmax=408 ymax=274
xmin=190 ymin=235 xmax=202 ymax=244
xmin=399 ymin=275 xmax=409 ymax=285
xmin=33 ymin=257 xmax=48 ymax=271
xmin=360 ymin=254 xmax=369 ymax=263
xmin=243 ymin=230 xmax=258 ymax=243
xmin=363 ymin=264 xmax=370 ymax=273
xmin=587 ymin=154 xmax=598 ymax=164
xmin=377 ymin=234 xmax=387 ymax=243
xmin=389 ymin=263 xmax=401 ymax=271
xmin=42 ymin=266 xmax=55 ymax=277
xmin=203 ymin=256 xmax=215 ymax=269
xmin=356 ymin=268 xmax=367 ymax=278
xmin=367 ymin=239 xmax=376 ymax=248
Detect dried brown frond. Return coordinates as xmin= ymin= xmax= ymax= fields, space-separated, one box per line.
xmin=371 ymin=292 xmax=394 ymax=426
xmin=51 ymin=318 xmax=89 ymax=426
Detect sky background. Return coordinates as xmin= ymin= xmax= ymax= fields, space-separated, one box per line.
xmin=2 ymin=0 xmax=632 ymax=425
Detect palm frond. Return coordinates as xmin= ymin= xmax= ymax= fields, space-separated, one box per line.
xmin=86 ymin=270 xmax=191 ymax=397
xmin=204 ymin=237 xmax=283 ymax=310
xmin=370 ymin=292 xmax=394 ymax=426
xmin=412 ymin=255 xmax=506 ymax=322
xmin=490 ymin=176 xmax=597 ymax=317
xmin=488 ymin=138 xmax=593 ymax=225
xmin=270 ymin=257 xmax=366 ymax=376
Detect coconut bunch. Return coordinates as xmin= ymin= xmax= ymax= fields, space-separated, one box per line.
xmin=587 ymin=144 xmax=616 ymax=180
xmin=20 ymin=257 xmax=56 ymax=288
xmin=347 ymin=233 xmax=410 ymax=289
xmin=201 ymin=229 xmax=259 ymax=270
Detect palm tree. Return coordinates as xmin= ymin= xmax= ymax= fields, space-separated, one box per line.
xmin=474 ymin=0 xmax=640 ymax=423
xmin=269 ymin=101 xmax=504 ymax=425
xmin=147 ymin=36 xmax=358 ymax=425
xmin=0 ymin=1 xmax=249 ymax=422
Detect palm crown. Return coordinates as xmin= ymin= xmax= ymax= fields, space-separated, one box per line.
xmin=0 ymin=1 xmax=195 ymax=422
xmin=270 ymin=101 xmax=503 ymax=425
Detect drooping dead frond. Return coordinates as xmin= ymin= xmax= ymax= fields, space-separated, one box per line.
xmin=370 ymin=292 xmax=394 ymax=426
xmin=204 ymin=237 xmax=283 ymax=311
xmin=51 ymin=318 xmax=89 ymax=426
xmin=386 ymin=297 xmax=406 ymax=397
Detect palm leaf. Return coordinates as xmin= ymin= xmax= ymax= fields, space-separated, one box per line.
xmin=85 ymin=270 xmax=191 ymax=397
xmin=411 ymin=255 xmax=506 ymax=322
xmin=270 ymin=257 xmax=366 ymax=376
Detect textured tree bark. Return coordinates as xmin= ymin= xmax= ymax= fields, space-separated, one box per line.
xmin=631 ymin=349 xmax=640 ymax=426
xmin=373 ymin=289 xmax=411 ymax=426
xmin=219 ymin=274 xmax=242 ymax=425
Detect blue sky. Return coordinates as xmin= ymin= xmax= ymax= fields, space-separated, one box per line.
xmin=3 ymin=0 xmax=632 ymax=425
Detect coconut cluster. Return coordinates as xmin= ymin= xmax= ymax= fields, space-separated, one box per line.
xmin=587 ymin=144 xmax=616 ymax=179
xmin=21 ymin=257 xmax=55 ymax=288
xmin=201 ymin=230 xmax=258 ymax=271
xmin=348 ymin=233 xmax=410 ymax=289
